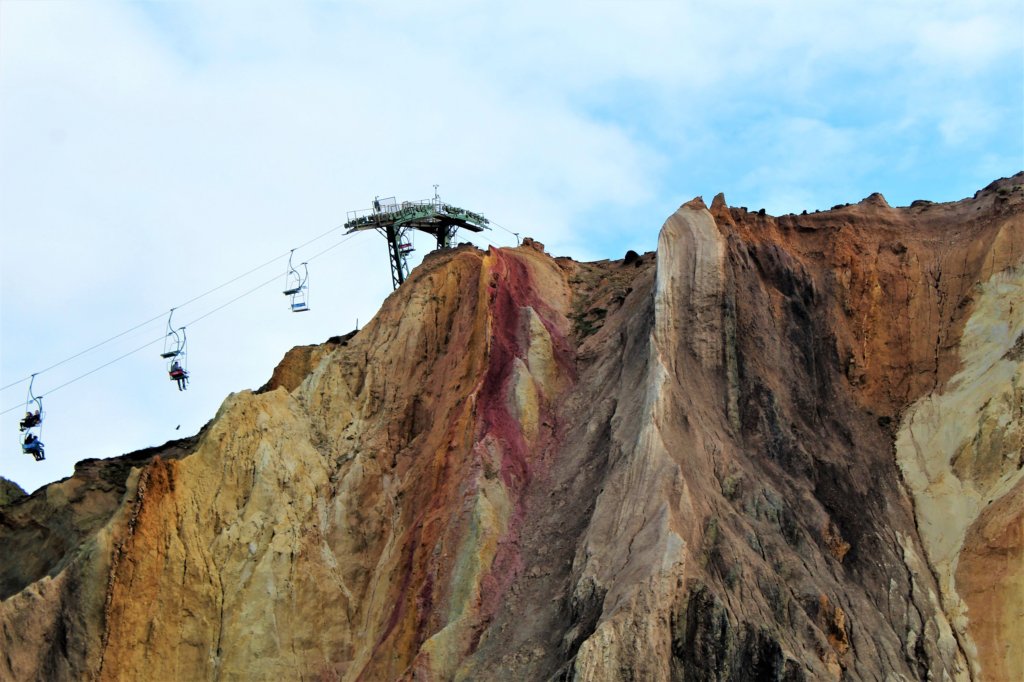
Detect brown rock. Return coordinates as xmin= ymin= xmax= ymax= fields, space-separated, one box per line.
xmin=2 ymin=174 xmax=1022 ymax=681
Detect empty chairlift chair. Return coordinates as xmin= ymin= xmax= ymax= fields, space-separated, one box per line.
xmin=160 ymin=309 xmax=183 ymax=360
xmin=283 ymin=250 xmax=310 ymax=313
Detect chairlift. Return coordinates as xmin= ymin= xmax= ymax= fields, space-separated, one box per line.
xmin=18 ymin=374 xmax=44 ymax=432
xmin=396 ymin=235 xmax=415 ymax=275
xmin=21 ymin=432 xmax=44 ymax=461
xmin=19 ymin=374 xmax=45 ymax=461
xmin=160 ymin=309 xmax=185 ymax=359
xmin=283 ymin=250 xmax=310 ymax=313
xmin=167 ymin=327 xmax=189 ymax=389
xmin=166 ymin=327 xmax=187 ymax=371
xmin=158 ymin=309 xmax=189 ymax=388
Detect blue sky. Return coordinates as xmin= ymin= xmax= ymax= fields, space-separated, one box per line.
xmin=1 ymin=0 xmax=1022 ymax=493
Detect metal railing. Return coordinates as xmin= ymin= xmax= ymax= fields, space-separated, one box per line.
xmin=344 ymin=198 xmax=488 ymax=231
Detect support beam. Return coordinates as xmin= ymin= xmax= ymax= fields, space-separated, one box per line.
xmin=345 ymin=194 xmax=490 ymax=290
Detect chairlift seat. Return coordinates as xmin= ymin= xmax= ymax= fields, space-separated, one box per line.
xmin=169 ymin=369 xmax=187 ymax=379
xmin=24 ymin=441 xmax=45 ymax=460
xmin=283 ymin=287 xmax=302 ymax=296
xmin=160 ymin=351 xmax=180 ymax=359
xmin=291 ymin=302 xmax=310 ymax=312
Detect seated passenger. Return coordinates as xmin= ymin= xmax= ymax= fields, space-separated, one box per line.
xmin=169 ymin=362 xmax=189 ymax=390
xmin=20 ymin=409 xmax=41 ymax=430
xmin=22 ymin=433 xmax=44 ymax=460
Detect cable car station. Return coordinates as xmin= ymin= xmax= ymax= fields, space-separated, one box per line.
xmin=344 ymin=189 xmax=490 ymax=289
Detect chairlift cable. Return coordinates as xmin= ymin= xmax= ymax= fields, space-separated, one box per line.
xmin=304 ymin=232 xmax=357 ymax=262
xmin=290 ymin=221 xmax=348 ymax=253
xmin=0 ymin=334 xmax=165 ymax=416
xmin=158 ymin=233 xmax=356 ymax=329
xmin=175 ymin=252 xmax=287 ymax=310
xmin=1 ymin=231 xmax=373 ymax=415
xmin=2 ymin=223 xmax=350 ymax=393
xmin=0 ymin=257 xmax=284 ymax=392
xmin=475 ymin=232 xmax=504 ymax=249
xmin=184 ymin=271 xmax=283 ymax=327
xmin=489 ymin=220 xmax=522 ymax=244
xmin=190 ymin=233 xmax=358 ymax=325
xmin=0 ymin=312 xmax=166 ymax=391
xmin=0 ymin=269 xmax=286 ymax=416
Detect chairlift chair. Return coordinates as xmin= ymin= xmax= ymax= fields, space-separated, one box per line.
xmin=159 ymin=311 xmax=189 ymax=385
xmin=18 ymin=391 xmax=43 ymax=431
xmin=22 ymin=436 xmax=44 ymax=461
xmin=283 ymin=250 xmax=310 ymax=312
xmin=160 ymin=309 xmax=185 ymax=359
xmin=19 ymin=374 xmax=45 ymax=460
xmin=166 ymin=327 xmax=188 ymax=375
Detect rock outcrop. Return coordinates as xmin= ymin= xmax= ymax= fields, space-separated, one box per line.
xmin=2 ymin=175 xmax=1022 ymax=681
xmin=0 ymin=477 xmax=25 ymax=506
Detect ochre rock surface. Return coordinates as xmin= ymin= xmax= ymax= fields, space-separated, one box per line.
xmin=2 ymin=175 xmax=1022 ymax=681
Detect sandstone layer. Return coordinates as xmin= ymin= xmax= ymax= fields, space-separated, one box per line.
xmin=2 ymin=174 xmax=1022 ymax=681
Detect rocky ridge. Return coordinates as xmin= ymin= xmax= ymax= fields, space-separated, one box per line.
xmin=1 ymin=174 xmax=1022 ymax=680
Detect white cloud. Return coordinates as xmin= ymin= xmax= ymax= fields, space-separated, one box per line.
xmin=913 ymin=14 xmax=1021 ymax=74
xmin=732 ymin=117 xmax=866 ymax=213
xmin=938 ymin=99 xmax=1001 ymax=146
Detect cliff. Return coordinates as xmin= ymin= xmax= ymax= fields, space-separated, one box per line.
xmin=2 ymin=175 xmax=1021 ymax=681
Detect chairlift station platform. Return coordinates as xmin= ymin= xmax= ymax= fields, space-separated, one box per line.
xmin=345 ymin=194 xmax=489 ymax=289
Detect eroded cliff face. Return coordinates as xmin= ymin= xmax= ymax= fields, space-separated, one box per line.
xmin=2 ymin=175 xmax=1021 ymax=681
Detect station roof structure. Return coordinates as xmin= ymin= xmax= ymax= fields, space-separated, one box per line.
xmin=344 ymin=197 xmax=488 ymax=242
xmin=344 ymin=194 xmax=490 ymax=289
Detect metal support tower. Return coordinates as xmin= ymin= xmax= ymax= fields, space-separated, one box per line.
xmin=344 ymin=190 xmax=490 ymax=289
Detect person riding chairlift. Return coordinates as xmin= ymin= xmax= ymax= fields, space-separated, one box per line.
xmin=19 ymin=409 xmax=41 ymax=431
xmin=169 ymin=361 xmax=189 ymax=391
xmin=22 ymin=433 xmax=44 ymax=461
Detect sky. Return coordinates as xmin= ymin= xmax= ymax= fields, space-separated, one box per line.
xmin=1 ymin=0 xmax=1021 ymax=494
